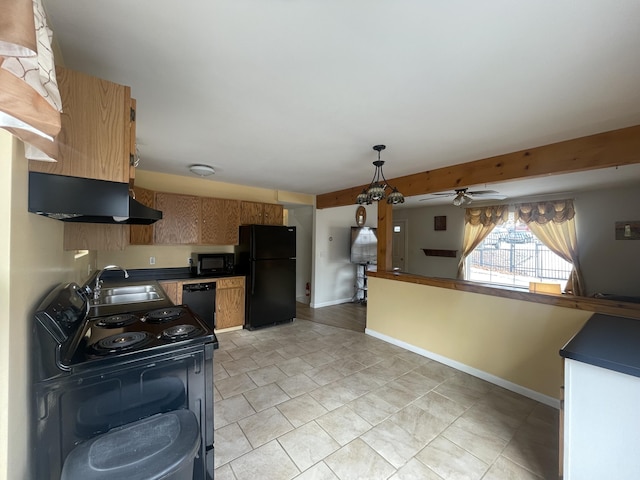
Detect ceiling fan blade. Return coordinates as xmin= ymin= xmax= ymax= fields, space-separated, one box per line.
xmin=467 ymin=190 xmax=499 ymax=195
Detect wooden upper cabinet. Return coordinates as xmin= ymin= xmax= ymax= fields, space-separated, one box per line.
xmin=29 ymin=66 xmax=134 ymax=183
xmin=240 ymin=201 xmax=284 ymax=225
xmin=154 ymin=193 xmax=200 ymax=244
xmin=240 ymin=201 xmax=263 ymax=225
xmin=129 ymin=186 xmax=155 ymax=245
xmin=263 ymin=203 xmax=284 ymax=225
xmin=201 ymin=197 xmax=241 ymax=245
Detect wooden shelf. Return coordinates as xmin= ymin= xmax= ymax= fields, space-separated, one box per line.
xmin=422 ymin=249 xmax=457 ymax=258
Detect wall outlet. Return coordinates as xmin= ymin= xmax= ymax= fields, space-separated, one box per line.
xmin=149 ymin=256 xmax=156 ymax=265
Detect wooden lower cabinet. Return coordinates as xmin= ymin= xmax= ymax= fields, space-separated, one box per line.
xmin=215 ymin=277 xmax=245 ymax=330
xmin=159 ymin=277 xmax=245 ymax=330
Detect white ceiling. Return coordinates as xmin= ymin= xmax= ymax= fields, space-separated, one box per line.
xmin=44 ymin=0 xmax=640 ymax=201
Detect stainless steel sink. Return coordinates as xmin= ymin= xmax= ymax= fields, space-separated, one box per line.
xmin=93 ymin=283 xmax=165 ymax=306
xmin=102 ymin=285 xmax=159 ymax=296
xmin=100 ymin=291 xmax=162 ymax=305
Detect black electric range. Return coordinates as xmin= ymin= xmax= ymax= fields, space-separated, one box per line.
xmin=33 ymin=282 xmax=217 ymax=480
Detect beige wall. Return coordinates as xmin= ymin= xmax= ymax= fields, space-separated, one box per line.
xmin=1 ymin=131 xmax=91 ymax=480
xmin=366 ymin=276 xmax=591 ymax=400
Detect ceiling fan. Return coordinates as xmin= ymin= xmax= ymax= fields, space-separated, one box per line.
xmin=419 ymin=188 xmax=507 ymax=206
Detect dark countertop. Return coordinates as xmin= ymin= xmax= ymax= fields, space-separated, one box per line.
xmin=98 ymin=267 xmax=240 ymax=282
xmin=560 ymin=313 xmax=640 ymax=378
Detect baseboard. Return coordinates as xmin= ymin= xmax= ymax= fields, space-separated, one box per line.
xmin=296 ymin=296 xmax=310 ymax=305
xmin=365 ymin=327 xmax=560 ymax=409
xmin=310 ymin=297 xmax=354 ymax=308
xmin=214 ymin=325 xmax=243 ymax=334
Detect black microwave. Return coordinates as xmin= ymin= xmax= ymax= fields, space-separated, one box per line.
xmin=191 ymin=253 xmax=235 ymax=276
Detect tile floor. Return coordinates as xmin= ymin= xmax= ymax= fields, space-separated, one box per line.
xmin=213 ymin=319 xmax=559 ymax=480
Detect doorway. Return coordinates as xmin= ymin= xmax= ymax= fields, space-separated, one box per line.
xmin=393 ymin=219 xmax=407 ymax=271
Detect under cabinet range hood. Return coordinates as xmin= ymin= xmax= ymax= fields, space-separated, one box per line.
xmin=28 ymin=172 xmax=163 ymax=224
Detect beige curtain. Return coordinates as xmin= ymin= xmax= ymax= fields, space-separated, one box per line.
xmin=457 ymin=205 xmax=509 ymax=279
xmin=515 ymin=200 xmax=584 ymax=295
xmin=0 ymin=0 xmax=61 ymax=159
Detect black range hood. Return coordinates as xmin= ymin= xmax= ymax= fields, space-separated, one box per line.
xmin=28 ymin=172 xmax=162 ymax=225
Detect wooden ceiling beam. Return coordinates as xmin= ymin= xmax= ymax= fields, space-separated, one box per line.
xmin=316 ymin=124 xmax=640 ymax=209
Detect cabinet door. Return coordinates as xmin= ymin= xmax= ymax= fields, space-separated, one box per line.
xmin=216 ymin=277 xmax=245 ymax=330
xmin=154 ymin=193 xmax=200 ymax=244
xmin=130 ymin=186 xmax=155 ymax=245
xmin=64 ymin=224 xmax=129 ymax=251
xmin=159 ymin=281 xmax=180 ymax=305
xmin=263 ymin=203 xmax=284 ymax=225
xmin=29 ymin=66 xmax=132 ymax=183
xmin=201 ymin=198 xmax=241 ymax=245
xmin=240 ymin=201 xmax=263 ymax=225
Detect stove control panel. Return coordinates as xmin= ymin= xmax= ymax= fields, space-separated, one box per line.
xmin=35 ymin=283 xmax=88 ymax=343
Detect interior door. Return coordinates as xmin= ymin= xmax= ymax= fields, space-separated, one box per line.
xmin=393 ymin=220 xmax=407 ymax=271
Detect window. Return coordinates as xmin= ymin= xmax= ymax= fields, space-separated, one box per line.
xmin=466 ymin=212 xmax=573 ymax=289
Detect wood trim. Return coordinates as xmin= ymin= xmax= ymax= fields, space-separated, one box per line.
xmin=368 ymin=270 xmax=640 ymax=320
xmin=317 ymin=124 xmax=640 ymax=209
xmin=377 ymin=201 xmax=392 ymax=271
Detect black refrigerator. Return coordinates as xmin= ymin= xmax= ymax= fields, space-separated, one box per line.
xmin=235 ymin=225 xmax=296 ymax=330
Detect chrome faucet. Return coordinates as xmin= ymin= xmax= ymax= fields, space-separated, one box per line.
xmin=91 ymin=265 xmax=129 ymax=302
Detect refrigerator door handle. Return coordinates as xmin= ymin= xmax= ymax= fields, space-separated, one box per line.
xmin=251 ymin=262 xmax=256 ymax=295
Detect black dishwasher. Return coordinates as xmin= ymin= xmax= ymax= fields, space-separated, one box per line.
xmin=182 ymin=282 xmax=216 ymax=329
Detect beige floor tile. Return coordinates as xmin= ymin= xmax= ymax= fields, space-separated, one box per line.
xmin=411 ymin=391 xmax=467 ymax=424
xmin=213 ymin=386 xmax=222 ymax=402
xmin=230 ymin=440 xmax=300 ymax=480
xmin=238 ymin=406 xmax=294 ymax=448
xmin=326 ymin=357 xmax=367 ymax=376
xmin=482 ymin=456 xmax=544 ymax=480
xmin=325 ymin=439 xmax=396 ymax=480
xmin=349 ymin=390 xmax=400 ymax=426
xmin=214 ymin=422 xmax=253 ymax=468
xmin=336 ymin=371 xmax=383 ymax=397
xmin=388 ymin=458 xmax=444 ymax=480
xmin=309 ymin=382 xmax=360 ymax=411
xmin=316 ymin=405 xmax=372 ymax=446
xmin=433 ymin=378 xmax=486 ymax=409
xmin=502 ymin=430 xmax=558 ymax=479
xmin=213 ymin=463 xmax=235 ymax=480
xmin=277 ymin=393 xmax=328 ymax=427
xmin=251 ymin=339 xmax=284 ymax=352
xmin=222 ymin=356 xmax=260 ymax=377
xmin=346 ymin=350 xmax=385 ymax=367
xmin=361 ymin=418 xmax=428 ymax=468
xmin=278 ymin=356 xmax=315 ymax=376
xmin=279 ymin=421 xmax=340 ymax=471
xmin=300 ymin=350 xmax=337 ymax=367
xmin=278 ymin=372 xmax=320 ymax=398
xmin=214 ymin=350 xmax=233 ymax=363
xmin=305 ymin=364 xmax=345 ymax=386
xmin=246 ymin=364 xmax=288 ymax=386
xmin=293 ymin=461 xmax=339 ymax=480
xmin=250 ymin=349 xmax=288 ymax=366
xmin=216 ymin=372 xmax=258 ymax=399
xmin=243 ymin=383 xmax=291 ymax=412
xmin=391 ymin=370 xmax=440 ymax=396
xmin=277 ymin=344 xmax=310 ymax=359
xmin=215 ymin=394 xmax=256 ymax=429
xmin=442 ymin=417 xmax=510 ymax=464
xmin=388 ymin=404 xmax=450 ymax=444
xmin=226 ymin=345 xmax=259 ymax=360
xmin=416 ymin=436 xmax=488 ymax=480
xmin=412 ymin=361 xmax=458 ymax=384
xmin=393 ymin=350 xmax=433 ymax=367
xmin=371 ymin=383 xmax=421 ymax=410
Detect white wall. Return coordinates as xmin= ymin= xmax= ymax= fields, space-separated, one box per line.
xmin=311 ymin=204 xmax=376 ymax=307
xmin=575 ymin=184 xmax=640 ymax=297
xmin=393 ymin=204 xmax=465 ymax=278
xmin=287 ymin=205 xmax=313 ymax=303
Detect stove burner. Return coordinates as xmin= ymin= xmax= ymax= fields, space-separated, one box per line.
xmin=144 ymin=307 xmax=185 ymax=324
xmin=162 ymin=324 xmax=201 ymax=341
xmin=95 ymin=314 xmax=138 ymax=328
xmin=90 ymin=332 xmax=152 ymax=355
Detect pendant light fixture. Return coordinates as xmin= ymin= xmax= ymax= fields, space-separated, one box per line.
xmin=355 ymin=145 xmax=405 ymax=205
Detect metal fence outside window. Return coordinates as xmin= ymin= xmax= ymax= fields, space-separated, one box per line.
xmin=468 ymin=238 xmax=572 ymax=286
